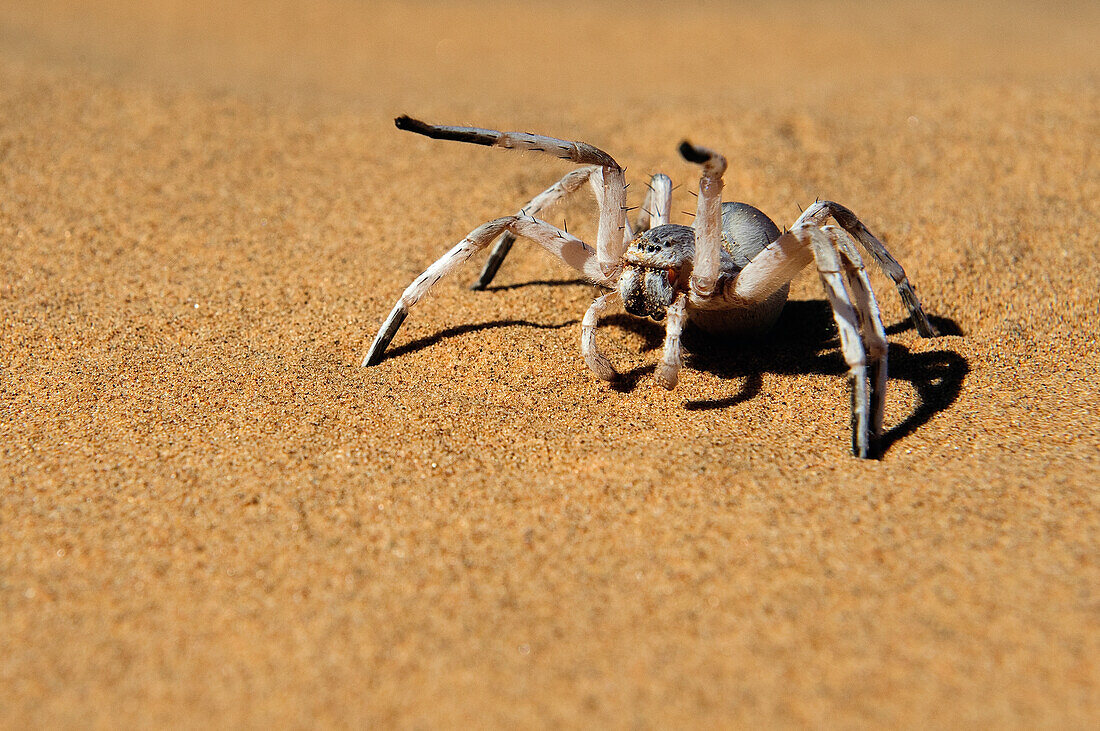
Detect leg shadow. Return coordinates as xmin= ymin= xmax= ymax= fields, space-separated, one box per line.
xmin=877 ymin=344 xmax=970 ymax=454
xmin=609 ymin=363 xmax=656 ymax=393
xmin=479 ymin=278 xmax=590 ymax=292
xmin=385 ymin=318 xmax=578 ymax=361
xmin=677 ymin=300 xmax=968 ymax=455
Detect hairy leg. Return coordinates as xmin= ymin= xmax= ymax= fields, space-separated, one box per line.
xmin=655 ymin=292 xmax=690 ymax=390
xmin=395 ymin=116 xmax=627 ymax=276
xmin=636 ymin=173 xmax=673 ymax=231
xmin=679 ymin=141 xmax=727 ymax=299
xmin=806 ymin=227 xmax=875 ymax=458
xmin=828 ymin=226 xmax=889 ymax=437
xmin=587 ymin=166 xmax=634 ymax=246
xmin=363 ymin=215 xmax=609 ymax=367
xmin=581 ymin=291 xmax=621 ymax=380
xmin=472 ymin=166 xmax=599 ymax=290
xmin=795 ymin=200 xmax=937 ymax=337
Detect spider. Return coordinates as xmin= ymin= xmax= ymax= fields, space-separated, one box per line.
xmin=363 ymin=116 xmax=939 ymax=458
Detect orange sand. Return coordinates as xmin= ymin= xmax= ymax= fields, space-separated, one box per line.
xmin=2 ymin=1 xmax=1098 ymax=726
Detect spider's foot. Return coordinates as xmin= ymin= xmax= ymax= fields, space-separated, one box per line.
xmin=362 ymin=304 xmax=408 ymax=367
xmin=655 ymin=361 xmax=680 ymax=390
xmin=849 ymin=370 xmax=876 ymax=459
xmin=585 ymin=352 xmax=618 ymax=382
xmin=900 ymin=288 xmax=939 ymax=337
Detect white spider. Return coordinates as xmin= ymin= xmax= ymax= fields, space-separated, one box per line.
xmin=364 ymin=116 xmax=939 ymax=458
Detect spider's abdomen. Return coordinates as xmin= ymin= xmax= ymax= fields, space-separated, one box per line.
xmin=720 ymin=201 xmax=782 ymax=266
xmin=690 ymin=202 xmax=789 ymax=335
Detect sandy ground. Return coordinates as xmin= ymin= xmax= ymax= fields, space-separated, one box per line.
xmin=2 ymin=0 xmax=1099 ymax=726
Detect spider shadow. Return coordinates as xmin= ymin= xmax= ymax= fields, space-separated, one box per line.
xmin=479 ymin=278 xmax=589 ymax=293
xmin=384 ymin=318 xmax=578 ymax=361
xmin=608 ymin=300 xmax=969 ymax=457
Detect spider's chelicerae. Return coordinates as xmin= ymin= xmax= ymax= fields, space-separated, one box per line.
xmin=364 ymin=116 xmax=939 ymax=458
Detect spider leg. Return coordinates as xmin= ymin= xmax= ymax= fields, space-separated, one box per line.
xmin=363 ymin=216 xmax=611 ymax=367
xmin=587 ymin=166 xmax=634 ymax=246
xmin=395 ymin=116 xmax=627 ymax=277
xmin=679 ymin=141 xmax=727 ymax=300
xmin=806 ymin=227 xmax=875 ymax=458
xmin=720 ymin=221 xmax=907 ymax=456
xmin=655 ymin=292 xmax=690 ymax=390
xmin=472 ymin=166 xmax=599 ymax=290
xmin=827 ymin=225 xmax=889 ymax=437
xmin=795 ymin=200 xmax=938 ymax=337
xmin=636 ymin=173 xmax=673 ymax=232
xmin=582 ymin=291 xmax=621 ymax=381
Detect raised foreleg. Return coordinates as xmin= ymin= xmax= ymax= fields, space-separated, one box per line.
xmin=679 ymin=141 xmax=727 ymax=299
xmin=395 ymin=116 xmax=627 ymax=276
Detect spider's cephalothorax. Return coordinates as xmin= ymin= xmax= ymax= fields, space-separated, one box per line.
xmin=363 ymin=116 xmax=941 ymax=458
xmin=620 ymin=224 xmax=694 ymax=321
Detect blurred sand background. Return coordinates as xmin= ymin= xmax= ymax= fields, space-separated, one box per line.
xmin=2 ymin=0 xmax=1098 ymax=726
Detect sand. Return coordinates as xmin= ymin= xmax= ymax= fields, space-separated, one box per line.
xmin=2 ymin=0 xmax=1098 ymax=726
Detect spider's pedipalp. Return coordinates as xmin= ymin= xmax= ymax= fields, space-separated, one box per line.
xmin=655 ymin=292 xmax=689 ymax=390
